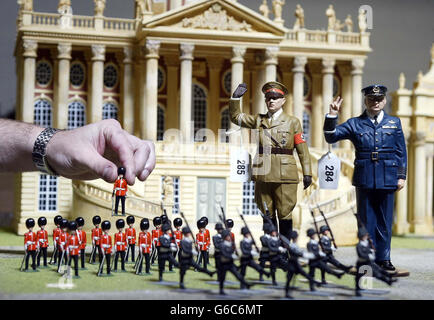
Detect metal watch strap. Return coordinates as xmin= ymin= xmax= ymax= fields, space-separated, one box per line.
xmin=32 ymin=127 xmax=60 ymax=176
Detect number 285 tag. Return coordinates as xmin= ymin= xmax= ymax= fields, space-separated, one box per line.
xmin=230 ymin=147 xmax=250 ymax=182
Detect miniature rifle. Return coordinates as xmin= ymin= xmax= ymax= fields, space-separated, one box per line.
xmin=20 ymin=249 xmax=28 ymax=272
xmin=237 ymin=208 xmax=260 ymax=253
xmin=315 ymin=203 xmax=338 ymax=249
xmin=97 ymin=250 xmax=106 ymax=276
xmin=57 ymin=247 xmax=65 ymax=273
xmin=308 ymin=205 xmax=326 ymax=252
xmin=49 ymin=241 xmax=57 ymax=265
xmin=351 ymin=206 xmax=376 ymax=252
xmin=180 ymin=211 xmax=202 ymax=267
xmin=89 ymin=244 xmax=96 ymax=264
xmin=111 ymin=191 xmax=115 ymax=217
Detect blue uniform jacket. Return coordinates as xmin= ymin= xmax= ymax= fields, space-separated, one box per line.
xmin=324 ymin=111 xmax=407 ymax=190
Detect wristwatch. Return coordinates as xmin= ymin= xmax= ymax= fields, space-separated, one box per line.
xmin=32 ymin=127 xmax=60 ymax=176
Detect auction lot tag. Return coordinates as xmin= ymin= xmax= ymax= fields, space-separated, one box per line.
xmin=230 ymin=146 xmax=250 ymax=182
xmin=318 ymin=152 xmax=340 ymax=189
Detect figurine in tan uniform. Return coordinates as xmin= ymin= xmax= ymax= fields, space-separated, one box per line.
xmin=229 ymin=82 xmax=312 ymax=238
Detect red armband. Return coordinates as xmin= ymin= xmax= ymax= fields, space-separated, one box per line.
xmin=294 ymin=133 xmax=306 ymax=145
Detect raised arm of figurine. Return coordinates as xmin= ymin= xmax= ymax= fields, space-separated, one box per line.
xmin=0 ymin=119 xmax=156 ymax=185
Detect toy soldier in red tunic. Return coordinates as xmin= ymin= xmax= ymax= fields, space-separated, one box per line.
xmin=125 ymin=215 xmax=136 ymax=263
xmin=113 ymin=167 xmax=128 ymax=216
xmin=57 ymin=218 xmax=69 ymax=273
xmin=113 ymin=219 xmax=127 ymax=272
xmin=50 ymin=215 xmax=62 ymax=265
xmin=66 ymin=221 xmax=80 ymax=277
xmin=22 ymin=218 xmax=38 ymax=272
xmin=151 ymin=216 xmax=163 ymax=265
xmin=226 ymin=219 xmax=235 ymax=248
xmin=199 ymin=217 xmax=211 ymax=264
xmin=90 ymin=215 xmax=103 ymax=264
xmin=137 ymin=218 xmax=152 ymax=275
xmin=98 ymin=220 xmax=113 ymax=276
xmin=75 ymin=217 xmax=87 ymax=269
xmin=36 ymin=217 xmax=49 ymax=267
xmin=173 ymin=218 xmax=183 ymax=261
xmin=196 ymin=219 xmax=210 ymax=270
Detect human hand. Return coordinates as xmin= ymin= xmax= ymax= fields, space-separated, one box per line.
xmin=329 ymin=96 xmax=343 ymax=116
xmin=397 ymin=179 xmax=405 ymax=191
xmin=46 ymin=119 xmax=156 ymax=185
xmin=232 ymin=83 xmax=248 ymax=98
xmin=303 ymin=175 xmax=312 ymax=189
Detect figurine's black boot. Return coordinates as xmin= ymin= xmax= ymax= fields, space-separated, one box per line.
xmin=278 ymin=219 xmax=293 ymax=239
xmin=309 ymin=280 xmax=316 ymax=291
xmin=377 ymin=260 xmax=396 ymax=272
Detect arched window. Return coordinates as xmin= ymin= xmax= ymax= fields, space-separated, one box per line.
xmin=222 ymin=70 xmax=232 ymax=95
xmin=220 ymin=107 xmax=230 ymax=143
xmin=103 ymin=63 xmax=119 ymax=89
xmin=68 ymin=101 xmax=86 ymax=129
xmin=34 ymin=99 xmax=52 ymax=127
xmin=35 ymin=60 xmax=53 ymax=87
xmin=242 ymin=181 xmax=259 ymax=215
xmin=192 ymin=83 xmax=207 ymax=141
xmin=70 ymin=62 xmax=86 ymax=89
xmin=102 ymin=102 xmax=118 ymax=120
xmin=157 ymin=105 xmax=165 ymax=141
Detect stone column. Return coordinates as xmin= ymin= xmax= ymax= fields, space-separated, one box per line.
xmin=280 ymin=60 xmax=293 ymax=116
xmin=179 ymin=43 xmax=194 ymax=143
xmin=122 ymin=47 xmax=134 ymax=134
xmin=292 ymin=56 xmax=307 ymax=123
xmin=425 ymin=146 xmax=434 ymax=233
xmin=309 ymin=62 xmax=323 ymax=149
xmin=351 ymin=58 xmax=365 ymax=117
xmin=206 ymin=57 xmax=224 ymax=135
xmin=55 ymin=43 xmax=71 ymax=129
xmin=90 ymin=44 xmax=105 ymax=124
xmin=337 ymin=63 xmax=352 ymax=148
xmin=394 ymin=132 xmax=410 ymax=235
xmin=22 ymin=40 xmax=37 ymax=123
xmin=253 ymin=55 xmax=266 ymax=114
xmin=142 ymin=40 xmax=160 ymax=141
xmin=264 ymin=46 xmax=278 ymax=82
xmin=165 ymin=55 xmax=180 ymax=130
xmin=230 ymin=46 xmax=246 ymax=131
xmin=410 ymin=131 xmax=427 ymax=234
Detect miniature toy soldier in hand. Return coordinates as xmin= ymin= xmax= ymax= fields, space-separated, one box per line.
xmin=158 ymin=223 xmax=179 ymax=282
xmin=66 ymin=221 xmax=80 ymax=277
xmin=113 ymin=167 xmax=127 ymax=216
xmin=218 ymin=230 xmax=251 ymax=295
xmin=179 ymin=227 xmax=214 ymax=289
xmin=196 ymin=219 xmax=210 ymax=270
xmin=137 ymin=218 xmax=152 ymax=275
xmin=91 ymin=215 xmax=103 ymax=264
xmin=324 ymin=85 xmax=407 ymax=272
xmin=50 ymin=215 xmax=62 ymax=265
xmin=113 ymin=219 xmax=127 ymax=272
xmin=125 ymin=215 xmax=136 ymax=263
xmin=229 ymin=82 xmax=312 ymax=239
xmin=75 ymin=217 xmax=86 ymax=269
xmin=36 ymin=217 xmax=49 ymax=267
xmin=23 ymin=218 xmax=38 ymax=272
xmin=319 ymin=225 xmax=352 ymax=277
xmin=99 ymin=220 xmax=113 ymax=276
xmin=306 ymin=228 xmax=343 ymax=287
xmin=355 ymin=228 xmax=396 ymax=296
xmin=239 ymin=227 xmax=270 ymax=288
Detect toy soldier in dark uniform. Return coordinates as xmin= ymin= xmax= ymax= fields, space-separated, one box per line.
xmin=258 ymin=223 xmax=272 ymax=282
xmin=75 ymin=217 xmax=86 ymax=269
xmin=179 ymin=227 xmax=214 ymax=289
xmin=23 ymin=218 xmax=38 ymax=272
xmin=158 ymin=223 xmax=179 ymax=282
xmin=212 ymin=223 xmax=224 ymax=271
xmin=268 ymin=225 xmax=290 ymax=286
xmin=355 ymin=227 xmax=396 ymax=296
xmin=239 ymin=227 xmax=270 ymax=288
xmin=36 ymin=217 xmax=48 ymax=267
xmin=218 ymin=229 xmax=251 ymax=295
xmin=324 ymin=85 xmax=407 ymax=271
xmin=113 ymin=167 xmax=128 ymax=216
xmin=229 ymin=82 xmax=312 ymax=239
xmin=319 ymin=225 xmax=352 ymax=278
xmin=306 ymin=228 xmax=343 ymax=284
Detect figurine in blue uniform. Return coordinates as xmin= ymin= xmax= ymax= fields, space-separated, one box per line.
xmin=323 ymin=85 xmax=407 ymax=272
